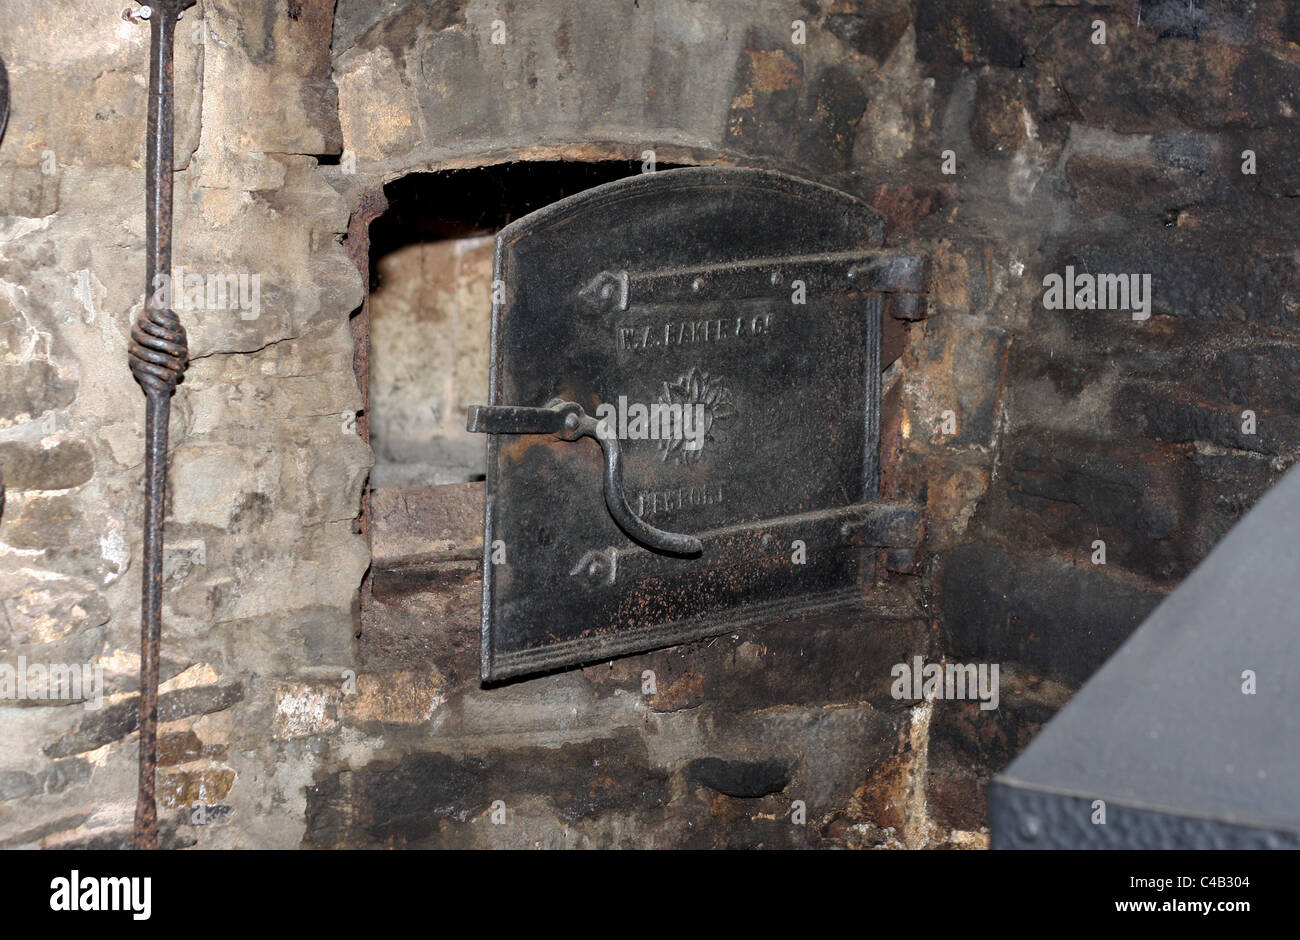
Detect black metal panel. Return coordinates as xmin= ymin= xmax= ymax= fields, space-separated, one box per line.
xmin=991 ymin=463 xmax=1300 ymax=849
xmin=479 ymin=167 xmax=921 ymax=680
xmin=991 ymin=784 xmax=1300 ymax=850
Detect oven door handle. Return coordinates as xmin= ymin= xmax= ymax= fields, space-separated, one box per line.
xmin=467 ymin=400 xmax=704 ymax=556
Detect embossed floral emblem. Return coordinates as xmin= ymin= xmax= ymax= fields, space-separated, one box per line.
xmin=657 ymin=367 xmax=736 ymax=465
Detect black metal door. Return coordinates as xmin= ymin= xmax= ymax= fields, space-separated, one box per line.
xmin=469 ymin=167 xmax=924 ymax=680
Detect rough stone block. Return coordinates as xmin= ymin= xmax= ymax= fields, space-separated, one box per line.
xmin=938 ymin=543 xmax=1164 ymax=685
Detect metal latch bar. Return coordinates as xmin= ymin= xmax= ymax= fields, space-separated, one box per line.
xmin=468 ymin=401 xmax=704 ymax=556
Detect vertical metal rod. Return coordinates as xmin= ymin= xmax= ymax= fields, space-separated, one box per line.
xmin=128 ymin=0 xmax=192 ymax=851
xmin=0 ymin=57 xmax=10 ymax=146
xmin=0 ymin=58 xmax=6 ymax=515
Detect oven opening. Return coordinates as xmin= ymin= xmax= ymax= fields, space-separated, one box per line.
xmin=359 ymin=160 xmax=689 ymax=667
xmin=367 ymin=162 xmax=685 ymax=487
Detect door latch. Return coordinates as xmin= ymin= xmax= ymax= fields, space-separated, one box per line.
xmin=467 ymin=400 xmax=703 ymax=555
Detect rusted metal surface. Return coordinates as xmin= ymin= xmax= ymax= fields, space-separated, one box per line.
xmin=474 ymin=167 xmax=925 ymax=680
xmin=126 ymin=0 xmax=194 ymax=851
xmin=468 ymin=401 xmax=703 ymax=554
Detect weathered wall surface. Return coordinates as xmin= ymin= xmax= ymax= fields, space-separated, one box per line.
xmin=0 ymin=0 xmax=1295 ymax=848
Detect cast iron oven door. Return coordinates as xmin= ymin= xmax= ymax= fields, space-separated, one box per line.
xmin=469 ymin=167 xmax=924 ymax=681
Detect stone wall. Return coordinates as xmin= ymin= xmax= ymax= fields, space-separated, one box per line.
xmin=0 ymin=0 xmax=365 ymax=849
xmin=0 ymin=0 xmax=1295 ymax=848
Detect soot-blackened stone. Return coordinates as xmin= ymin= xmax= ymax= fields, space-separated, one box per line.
xmin=687 ymin=757 xmax=791 ymax=798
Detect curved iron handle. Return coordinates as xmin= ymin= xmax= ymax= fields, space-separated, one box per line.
xmin=467 ymin=401 xmax=703 ymax=555
xmin=570 ymin=410 xmax=703 ymax=555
